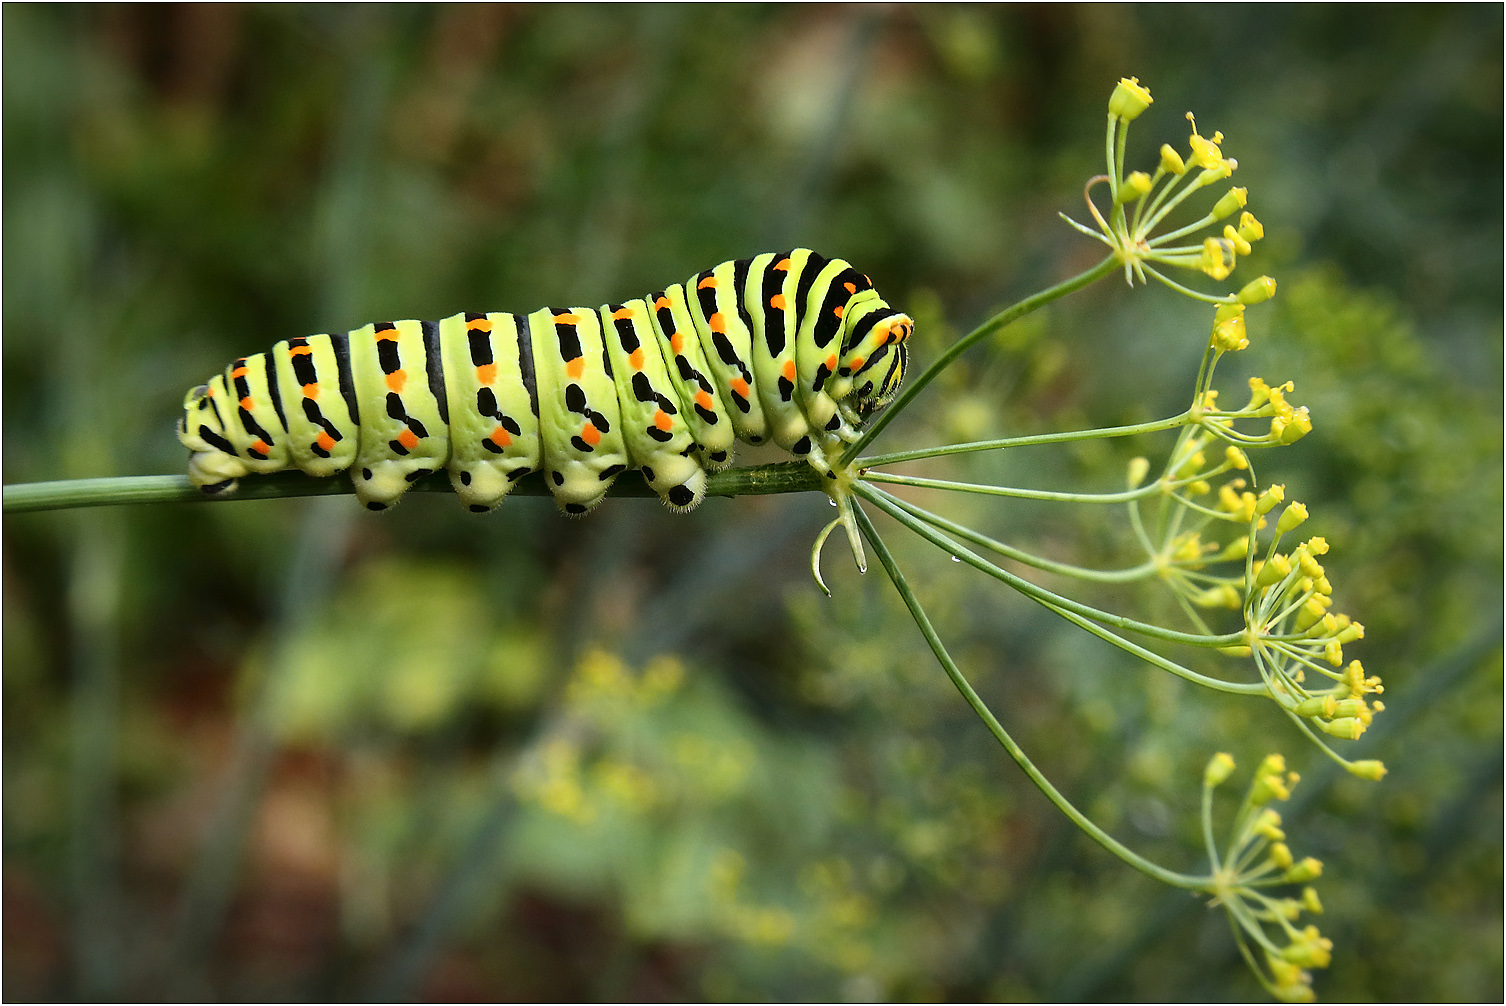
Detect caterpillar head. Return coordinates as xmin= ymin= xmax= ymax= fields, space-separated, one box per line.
xmin=836 ymin=299 xmax=914 ymax=416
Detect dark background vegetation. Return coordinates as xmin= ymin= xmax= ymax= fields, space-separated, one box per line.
xmin=4 ymin=4 xmax=1500 ymax=1001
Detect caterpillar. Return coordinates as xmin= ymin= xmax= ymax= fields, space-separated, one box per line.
xmin=178 ymin=249 xmax=913 ymax=517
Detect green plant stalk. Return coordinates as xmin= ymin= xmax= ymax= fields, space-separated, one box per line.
xmin=867 ymin=486 xmax=1262 ymax=694
xmin=854 ymin=504 xmax=1202 ymax=890
xmin=1 ymin=462 xmax=827 ymax=514
xmin=872 ymin=487 xmax=1158 ymax=584
xmin=856 ymin=483 xmax=1244 ymax=647
xmin=839 ymin=254 xmax=1121 ymax=466
xmin=858 ymin=412 xmax=1191 ymax=467
xmin=862 ymin=470 xmax=1173 ymax=504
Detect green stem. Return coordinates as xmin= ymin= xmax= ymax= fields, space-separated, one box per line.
xmin=839 ymin=255 xmax=1121 ymax=466
xmin=1 ymin=462 xmax=827 ymax=514
xmin=858 ymin=412 xmax=1192 ymax=468
xmin=855 ymin=504 xmax=1202 ymax=890
xmin=856 ymin=483 xmax=1244 ymax=646
xmin=860 ymin=470 xmax=1168 ymax=504
xmin=869 ymin=485 xmax=1158 ymax=584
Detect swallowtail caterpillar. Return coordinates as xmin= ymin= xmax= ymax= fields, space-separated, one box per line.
xmin=180 ymin=249 xmax=913 ymax=571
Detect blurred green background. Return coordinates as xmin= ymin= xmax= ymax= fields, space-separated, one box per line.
xmin=4 ymin=5 xmax=1500 ymax=1001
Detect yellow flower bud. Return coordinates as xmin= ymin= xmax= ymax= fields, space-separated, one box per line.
xmin=1294 ymin=694 xmax=1337 ymax=718
xmin=1297 ymin=551 xmax=1323 ymax=579
xmin=1335 ymin=621 xmax=1364 ymax=644
xmin=1235 ymin=275 xmax=1276 ymax=305
xmin=1277 ymin=408 xmax=1313 ymax=444
xmin=1305 ymin=536 xmax=1329 ymax=556
xmin=1218 ymin=644 xmax=1253 ymax=657
xmin=1348 ymin=759 xmax=1387 ymax=781
xmin=1159 ymin=143 xmax=1186 ymax=175
xmin=1319 ymin=716 xmax=1365 ymax=739
xmin=1119 ymin=170 xmax=1153 ymax=201
xmin=1212 ymin=186 xmax=1248 ymax=220
xmin=1194 ymin=585 xmax=1242 ymax=609
xmin=1204 ymin=751 xmax=1236 ymax=787
xmin=1254 ymin=808 xmax=1286 ymax=841
xmin=1256 ymin=553 xmax=1292 ymax=588
xmin=1283 ymin=857 xmax=1323 ymax=884
xmin=1255 ymin=483 xmax=1286 ymax=515
xmin=1280 ymin=925 xmax=1332 ymax=968
xmin=1109 ymin=76 xmax=1153 ymax=120
xmin=1270 ymin=842 xmax=1295 ymax=869
xmin=1238 ymin=211 xmax=1264 ymax=242
xmin=1295 ymin=597 xmax=1328 ymax=632
xmin=1187 ymin=115 xmax=1226 ymax=170
xmin=1302 ymin=887 xmax=1324 ymax=914
xmin=1277 ymin=502 xmax=1309 ymax=534
xmin=1324 ymin=639 xmax=1344 ymax=667
xmin=1212 ymin=312 xmax=1248 ymax=351
xmin=1201 ymin=237 xmax=1233 ymax=281
xmin=1126 ymin=456 xmax=1150 ymax=488
xmin=1224 ymin=223 xmax=1253 ymax=256
xmin=1218 ymin=536 xmax=1250 ymax=561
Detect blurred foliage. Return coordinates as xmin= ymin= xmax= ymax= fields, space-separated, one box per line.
xmin=3 ymin=4 xmax=1500 ymax=1001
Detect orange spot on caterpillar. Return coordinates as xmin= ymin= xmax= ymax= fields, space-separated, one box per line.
xmin=848 ymin=356 xmax=865 ymax=371
xmin=554 ymin=311 xmax=579 ymax=324
xmin=566 ymin=358 xmax=584 ymax=379
xmin=612 ymin=307 xmax=634 ymax=320
xmin=774 ymin=258 xmax=791 ymax=271
xmin=205 ymin=386 xmax=216 ymax=396
xmin=782 ymin=360 xmax=797 ymax=381
xmin=289 ymin=345 xmax=313 ymax=356
xmin=386 ymin=370 xmax=407 ymax=393
xmin=730 ymin=377 xmax=750 ymax=399
xmin=476 ymin=363 xmax=497 ymax=385
xmin=302 ymin=383 xmax=319 ymax=399
xmin=826 ymin=354 xmax=838 ymax=371
xmin=239 ymin=397 xmax=255 ymax=411
xmin=489 ymin=426 xmax=512 ymax=448
xmin=316 ymin=431 xmax=336 ymax=451
xmin=376 ymin=330 xmax=397 ymax=342
xmin=398 ymin=429 xmax=420 ymax=450
xmin=250 ymin=439 xmax=270 ymax=455
xmin=629 ymin=348 xmax=644 ymax=370
xmin=770 ymin=294 xmax=787 ymax=311
xmin=708 ymin=312 xmax=726 ymax=334
xmin=232 ymin=367 xmax=249 ymax=379
xmin=467 ymin=317 xmax=493 ymax=332
xmin=670 ymin=333 xmax=685 ymax=353
xmin=833 ymin=304 xmax=844 ymax=319
xmin=654 ymin=296 xmax=672 ymax=310
xmin=694 ymin=390 xmax=714 ymax=410
xmin=654 ymin=410 xmax=673 ymax=431
xmin=580 ymin=423 xmax=601 ymax=447
xmin=844 ymin=282 xmax=856 ymax=294
xmin=698 ymin=276 xmax=718 ymax=289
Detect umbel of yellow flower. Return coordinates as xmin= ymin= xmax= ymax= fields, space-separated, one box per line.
xmin=1065 ymin=75 xmax=1277 ymax=325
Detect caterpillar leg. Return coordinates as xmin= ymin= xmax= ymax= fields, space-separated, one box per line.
xmin=638 ymin=452 xmax=707 ymax=513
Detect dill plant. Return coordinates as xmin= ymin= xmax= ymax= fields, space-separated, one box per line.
xmin=1 ymin=76 xmax=1382 ymax=1003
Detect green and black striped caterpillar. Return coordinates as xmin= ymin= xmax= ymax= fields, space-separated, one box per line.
xmin=179 ymin=250 xmax=913 ymax=515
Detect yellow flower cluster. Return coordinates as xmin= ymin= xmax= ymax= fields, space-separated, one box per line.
xmin=1202 ymin=753 xmax=1335 ymax=1003
xmin=1067 ymin=78 xmax=1275 ymax=324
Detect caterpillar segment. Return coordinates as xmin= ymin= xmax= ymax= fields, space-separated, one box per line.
xmin=179 ymin=250 xmax=913 ymax=527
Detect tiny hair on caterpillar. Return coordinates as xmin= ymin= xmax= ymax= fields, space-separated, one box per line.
xmin=179 ymin=250 xmax=913 ymax=531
